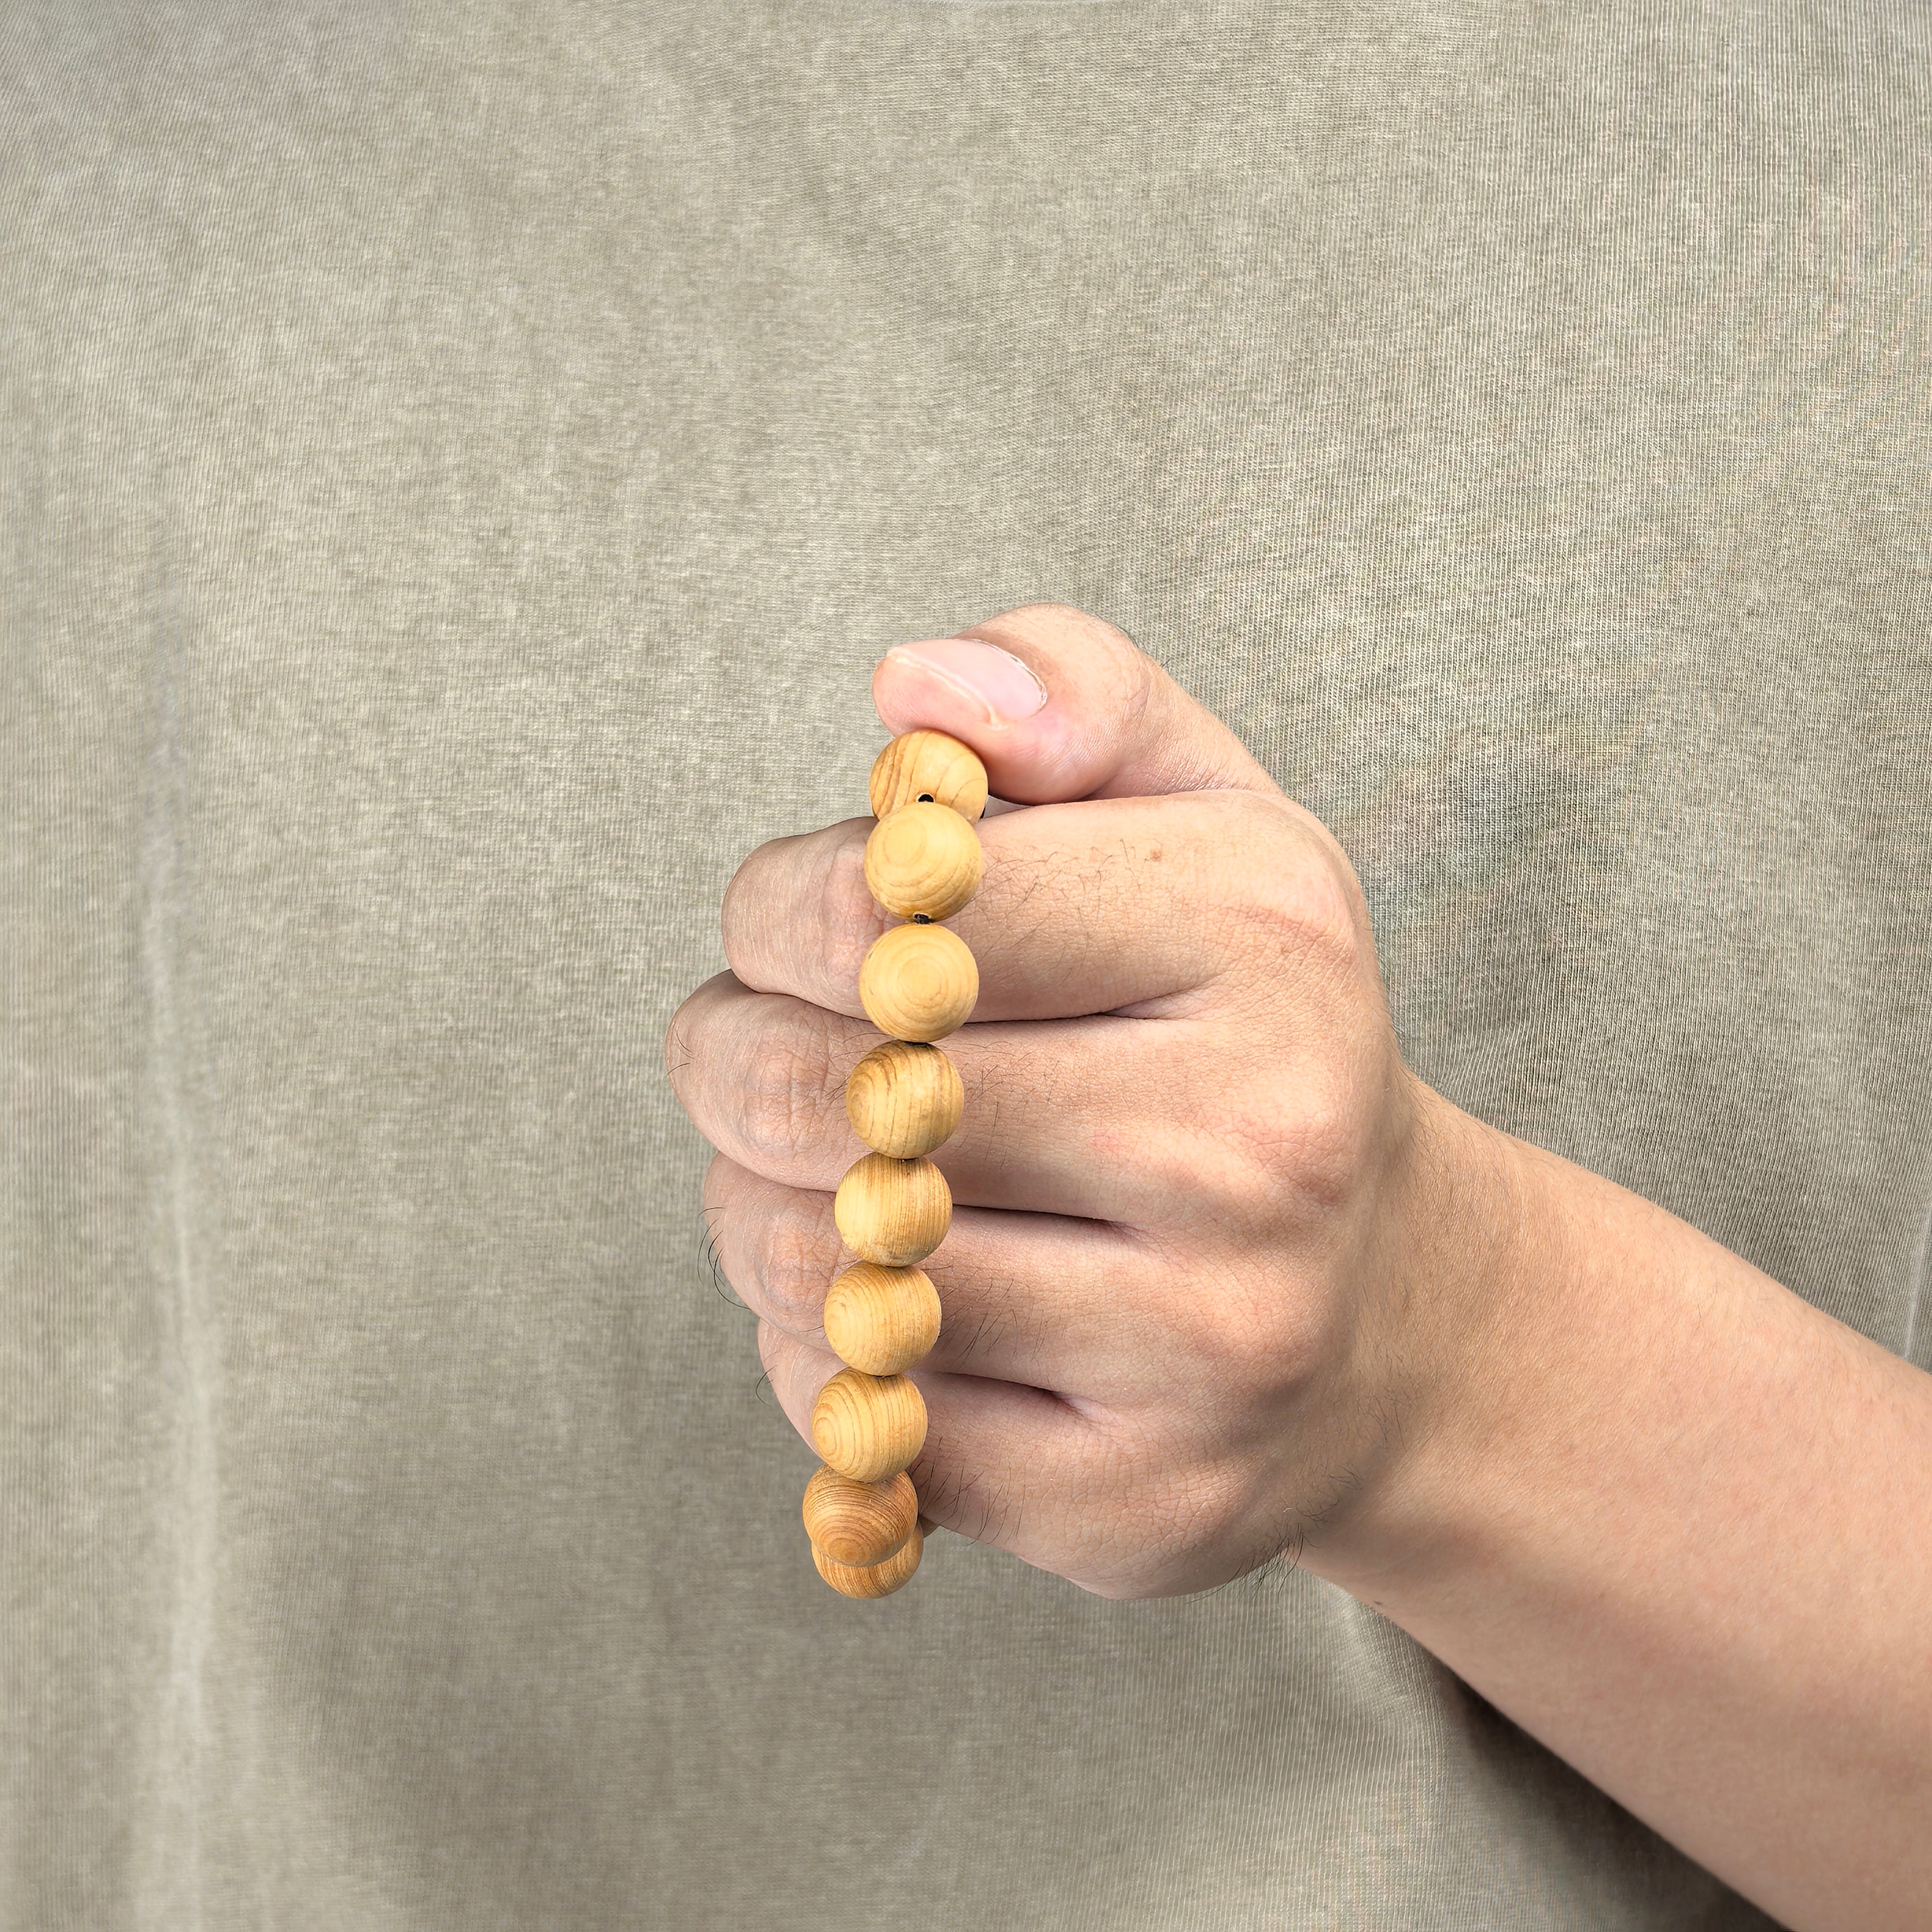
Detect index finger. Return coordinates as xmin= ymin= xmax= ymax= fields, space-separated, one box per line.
xmin=722 ymin=785 xmax=1318 ymax=1024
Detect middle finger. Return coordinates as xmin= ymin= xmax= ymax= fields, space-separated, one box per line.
xmin=671 ymin=970 xmax=1254 ymax=1228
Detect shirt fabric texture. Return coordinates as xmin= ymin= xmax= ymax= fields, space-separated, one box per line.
xmin=5 ymin=3 xmax=1928 ymax=1928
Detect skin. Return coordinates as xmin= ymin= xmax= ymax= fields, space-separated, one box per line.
xmin=665 ymin=602 xmax=1932 ymax=1931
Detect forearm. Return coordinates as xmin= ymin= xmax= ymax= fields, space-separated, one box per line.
xmin=1314 ymin=1090 xmax=1932 ymax=1932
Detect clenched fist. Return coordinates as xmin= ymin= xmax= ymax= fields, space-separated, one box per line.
xmin=667 ymin=604 xmax=1932 ymax=1930
xmin=666 ymin=603 xmax=1485 ymax=1597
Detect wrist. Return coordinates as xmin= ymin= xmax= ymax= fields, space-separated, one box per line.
xmin=1301 ymin=1079 xmax=1546 ymax=1596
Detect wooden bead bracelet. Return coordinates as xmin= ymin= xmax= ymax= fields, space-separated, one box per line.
xmin=801 ymin=728 xmax=989 ymax=1598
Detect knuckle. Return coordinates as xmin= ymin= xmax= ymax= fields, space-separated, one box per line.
xmin=720 ymin=838 xmax=790 ymax=988
xmin=1284 ymin=1100 xmax=1361 ymax=1214
xmin=818 ymin=832 xmax=884 ymax=1000
xmin=1203 ymin=793 xmax=1363 ymax=978
xmin=732 ymin=1010 xmax=840 ymax=1170
xmin=1166 ymin=1240 xmax=1329 ymax=1399
xmin=977 ymin=603 xmax=1153 ymax=719
xmin=734 ymin=1074 xmax=795 ymax=1170
xmin=1241 ymin=868 xmax=1361 ymax=978
xmin=987 ymin=599 xmax=1100 ymax=641
xmin=1219 ymin=1066 xmax=1370 ymax=1219
xmin=721 ymin=823 xmax=883 ymax=1012
xmin=1189 ymin=1278 xmax=1285 ymax=1381
xmin=698 ymin=1154 xmax=828 ymax=1331
xmin=1099 ymin=627 xmax=1157 ymax=714
xmin=755 ymin=1193 xmax=836 ymax=1329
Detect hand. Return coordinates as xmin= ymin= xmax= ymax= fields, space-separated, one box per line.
xmin=669 ymin=604 xmax=1932 ymax=1926
xmin=667 ymin=602 xmax=1485 ymax=1597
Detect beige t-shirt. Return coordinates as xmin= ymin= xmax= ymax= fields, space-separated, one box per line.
xmin=6 ymin=3 xmax=1926 ymax=1926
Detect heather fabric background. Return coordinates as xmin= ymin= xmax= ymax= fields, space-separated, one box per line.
xmin=4 ymin=3 xmax=1928 ymax=1927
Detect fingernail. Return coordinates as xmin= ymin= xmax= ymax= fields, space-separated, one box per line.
xmin=885 ymin=639 xmax=1049 ymax=724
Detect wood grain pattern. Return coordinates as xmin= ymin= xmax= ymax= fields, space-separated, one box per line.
xmin=811 ymin=1367 xmax=928 ymax=1482
xmin=805 ymin=727 xmax=989 ymax=1598
xmin=868 ymin=729 xmax=989 ymax=822
xmin=858 ymin=922 xmax=978 ymax=1043
xmin=834 ymin=1153 xmax=952 ymax=1266
xmin=864 ymin=801 xmax=984 ymax=922
xmin=811 ymin=1523 xmax=924 ymax=1599
xmin=801 ymin=1464 xmax=918 ymax=1567
xmin=845 ymin=1040 xmax=964 ymax=1158
xmin=823 ymin=1261 xmax=942 ymax=1375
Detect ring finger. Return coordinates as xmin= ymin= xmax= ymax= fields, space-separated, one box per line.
xmin=704 ymin=1152 xmax=1178 ymax=1403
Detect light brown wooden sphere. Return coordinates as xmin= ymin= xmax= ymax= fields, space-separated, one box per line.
xmin=870 ymin=729 xmax=988 ymax=822
xmin=834 ymin=1154 xmax=951 ymax=1267
xmin=864 ymin=802 xmax=984 ymax=922
xmin=823 ymin=1262 xmax=942 ymax=1375
xmin=801 ymin=1464 xmax=918 ymax=1568
xmin=812 ymin=1523 xmax=924 ymax=1599
xmin=811 ymin=1367 xmax=928 ymax=1483
xmin=846 ymin=1040 xmax=964 ymax=1159
xmin=859 ymin=923 xmax=978 ymax=1043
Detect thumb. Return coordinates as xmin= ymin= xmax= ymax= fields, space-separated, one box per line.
xmin=872 ymin=602 xmax=1281 ymax=806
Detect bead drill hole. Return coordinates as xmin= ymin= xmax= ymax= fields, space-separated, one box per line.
xmin=916 ymin=793 xmax=933 ymax=802
xmin=911 ymin=914 xmax=932 ymax=923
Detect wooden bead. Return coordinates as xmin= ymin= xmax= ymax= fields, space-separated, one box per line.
xmin=864 ymin=802 xmax=984 ymax=922
xmin=811 ymin=1367 xmax=928 ymax=1482
xmin=812 ymin=1524 xmax=924 ymax=1599
xmin=846 ymin=1040 xmax=964 ymax=1158
xmin=859 ymin=923 xmax=978 ymax=1043
xmin=834 ymin=1154 xmax=951 ymax=1267
xmin=801 ymin=1464 xmax=918 ymax=1568
xmin=823 ymin=1262 xmax=942 ymax=1375
xmin=870 ymin=729 xmax=989 ymax=822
